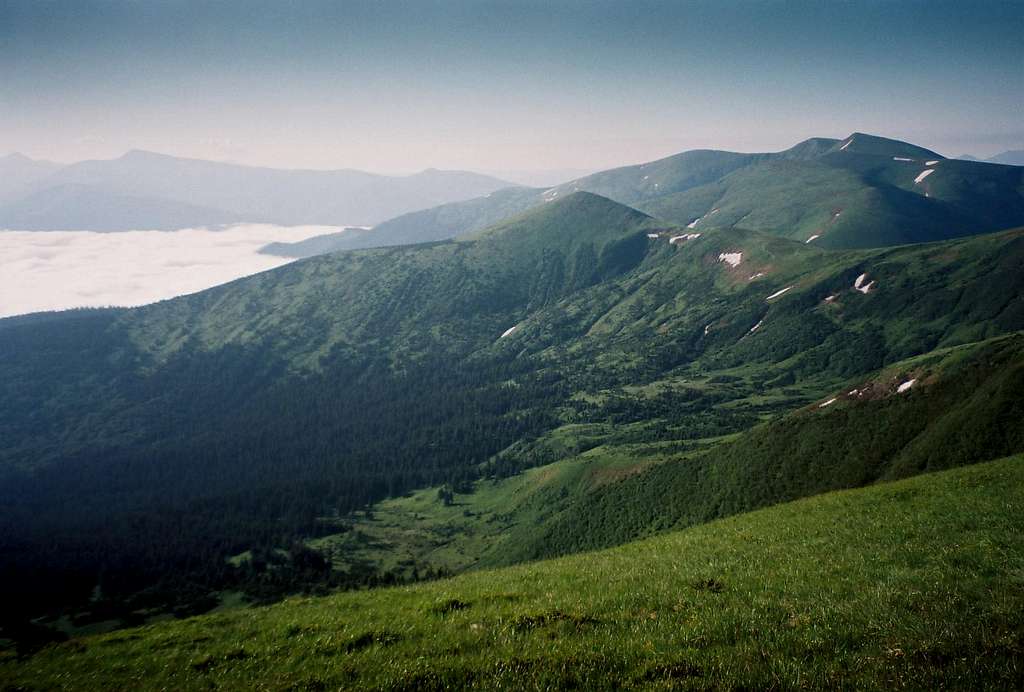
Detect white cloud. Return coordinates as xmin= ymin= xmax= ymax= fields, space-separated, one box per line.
xmin=0 ymin=224 xmax=344 ymax=319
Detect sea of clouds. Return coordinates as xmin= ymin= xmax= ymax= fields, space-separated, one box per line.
xmin=0 ymin=224 xmax=346 ymax=319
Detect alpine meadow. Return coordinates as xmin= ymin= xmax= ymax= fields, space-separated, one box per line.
xmin=1 ymin=1 xmax=1023 ymax=689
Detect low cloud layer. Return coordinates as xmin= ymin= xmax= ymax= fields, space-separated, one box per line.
xmin=0 ymin=224 xmax=344 ymax=318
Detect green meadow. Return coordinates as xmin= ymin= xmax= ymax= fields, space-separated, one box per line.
xmin=4 ymin=455 xmax=1022 ymax=690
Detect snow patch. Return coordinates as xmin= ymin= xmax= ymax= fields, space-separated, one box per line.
xmin=749 ymin=272 xmax=765 ymax=280
xmin=710 ymin=208 xmax=720 ymax=215
xmin=500 ymin=325 xmax=518 ymax=339
xmin=642 ymin=175 xmax=649 ymax=180
xmin=853 ymin=273 xmax=875 ymax=294
xmin=703 ymin=323 xmax=712 ymax=336
xmin=926 ymin=160 xmax=939 ymax=166
xmin=893 ymin=157 xmax=913 ymax=162
xmin=669 ymin=233 xmax=701 ymax=244
xmin=765 ymin=286 xmax=793 ymax=301
xmin=914 ymin=169 xmax=935 ymax=184
xmin=805 ymin=235 xmax=820 ymax=243
xmin=897 ymin=379 xmax=916 ymax=393
xmin=718 ymin=252 xmax=742 ymax=267
xmin=824 ymin=294 xmax=837 ymax=302
xmin=839 ymin=139 xmax=852 ymax=151
xmin=646 ymin=233 xmax=660 ymax=239
xmin=687 ymin=219 xmax=700 ymax=229
xmin=819 ymin=398 xmax=837 ymax=408
xmin=749 ymin=319 xmax=763 ymax=333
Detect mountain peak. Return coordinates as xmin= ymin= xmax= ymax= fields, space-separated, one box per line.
xmin=777 ymin=137 xmax=842 ymax=159
xmin=833 ymin=133 xmax=943 ymax=159
xmin=541 ymin=189 xmax=651 ymax=216
xmin=470 ymin=190 xmax=651 ymax=246
xmin=119 ymin=148 xmax=173 ymax=161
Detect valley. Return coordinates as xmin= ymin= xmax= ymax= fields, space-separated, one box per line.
xmin=2 ymin=136 xmax=1022 ymax=689
xmin=6 ymin=2 xmax=1022 ymax=687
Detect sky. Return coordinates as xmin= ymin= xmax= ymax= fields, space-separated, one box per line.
xmin=2 ymin=0 xmax=1021 ymax=173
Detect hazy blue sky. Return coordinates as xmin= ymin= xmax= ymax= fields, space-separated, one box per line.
xmin=2 ymin=0 xmax=1021 ymax=173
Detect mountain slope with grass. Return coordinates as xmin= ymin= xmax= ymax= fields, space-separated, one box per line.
xmin=304 ymin=331 xmax=1024 ymax=580
xmin=268 ymin=132 xmax=1024 ymax=257
xmin=3 ymin=456 xmax=1022 ymax=690
xmin=497 ymin=333 xmax=1024 ymax=565
xmin=2 ymin=191 xmax=1023 ymax=637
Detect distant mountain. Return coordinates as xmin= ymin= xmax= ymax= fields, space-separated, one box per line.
xmin=987 ymin=150 xmax=1024 ymax=166
xmin=475 ymin=167 xmax=596 ymax=187
xmin=0 ymin=153 xmax=63 ymax=206
xmin=271 ymin=132 xmax=1024 ymax=256
xmin=261 ymin=186 xmax=543 ymax=257
xmin=956 ymin=150 xmax=1024 ymax=165
xmin=0 ymin=183 xmax=245 ymax=231
xmin=0 ymin=150 xmax=514 ymax=230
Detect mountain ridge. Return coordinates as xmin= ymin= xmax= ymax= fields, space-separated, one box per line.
xmin=0 ymin=151 xmax=516 ymax=230
xmin=264 ymin=131 xmax=1021 ymax=257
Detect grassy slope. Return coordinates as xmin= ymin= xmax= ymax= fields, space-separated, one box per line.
xmin=4 ymin=455 xmax=1022 ymax=690
xmin=512 ymin=333 xmax=1024 ymax=563
xmin=643 ymin=153 xmax=1024 ymax=250
xmin=306 ymin=332 xmax=1024 ymax=579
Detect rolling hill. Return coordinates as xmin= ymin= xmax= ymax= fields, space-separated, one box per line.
xmin=2 ymin=190 xmax=1023 ymax=636
xmin=265 ymin=132 xmax=1024 ymax=256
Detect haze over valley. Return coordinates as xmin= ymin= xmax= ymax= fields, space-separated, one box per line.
xmin=0 ymin=224 xmax=347 ymax=318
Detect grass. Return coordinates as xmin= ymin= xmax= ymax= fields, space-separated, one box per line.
xmin=311 ymin=441 xmax=677 ymax=578
xmin=4 ymin=455 xmax=1023 ymax=690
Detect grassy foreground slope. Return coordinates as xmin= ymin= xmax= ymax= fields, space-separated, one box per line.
xmin=4 ymin=456 xmax=1023 ymax=690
